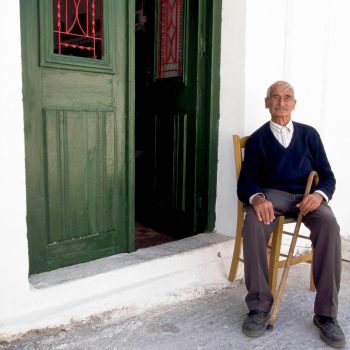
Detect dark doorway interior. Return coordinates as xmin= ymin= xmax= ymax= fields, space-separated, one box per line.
xmin=135 ymin=0 xmax=176 ymax=249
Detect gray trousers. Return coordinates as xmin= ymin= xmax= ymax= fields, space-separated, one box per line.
xmin=242 ymin=189 xmax=341 ymax=318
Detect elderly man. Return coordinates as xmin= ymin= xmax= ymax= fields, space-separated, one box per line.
xmin=238 ymin=81 xmax=345 ymax=348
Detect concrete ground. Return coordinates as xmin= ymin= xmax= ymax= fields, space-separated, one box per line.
xmin=1 ymin=260 xmax=349 ymax=350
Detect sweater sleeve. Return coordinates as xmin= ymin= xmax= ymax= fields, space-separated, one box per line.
xmin=237 ymin=137 xmax=265 ymax=204
xmin=312 ymin=131 xmax=336 ymax=200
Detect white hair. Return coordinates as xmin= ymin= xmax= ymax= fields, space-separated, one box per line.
xmin=266 ymin=81 xmax=295 ymax=98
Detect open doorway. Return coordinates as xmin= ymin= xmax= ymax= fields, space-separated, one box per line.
xmin=135 ymin=0 xmax=175 ymax=249
xmin=134 ymin=0 xmax=219 ymax=250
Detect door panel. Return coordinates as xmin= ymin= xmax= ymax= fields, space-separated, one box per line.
xmin=154 ymin=113 xmax=187 ymax=211
xmin=44 ymin=109 xmax=116 ymax=269
xmin=20 ymin=0 xmax=133 ymax=274
xmin=42 ymin=70 xmax=113 ymax=107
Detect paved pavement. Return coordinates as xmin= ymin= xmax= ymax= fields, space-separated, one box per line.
xmin=1 ymin=261 xmax=349 ymax=350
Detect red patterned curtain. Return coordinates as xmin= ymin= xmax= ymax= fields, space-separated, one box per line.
xmin=158 ymin=0 xmax=183 ymax=78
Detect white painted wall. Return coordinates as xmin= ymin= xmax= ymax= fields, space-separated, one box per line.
xmin=0 ymin=1 xmax=31 ymax=318
xmin=215 ymin=0 xmax=246 ymax=236
xmin=216 ymin=0 xmax=350 ymax=238
xmin=1 ymin=0 xmax=350 ymax=338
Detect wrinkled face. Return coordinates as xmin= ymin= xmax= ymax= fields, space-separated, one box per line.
xmin=265 ymin=83 xmax=296 ymax=126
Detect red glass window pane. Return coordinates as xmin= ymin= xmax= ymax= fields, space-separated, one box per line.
xmin=53 ymin=0 xmax=103 ymax=60
xmin=158 ymin=0 xmax=183 ymax=79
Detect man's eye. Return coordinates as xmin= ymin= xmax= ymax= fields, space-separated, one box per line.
xmin=270 ymin=96 xmax=293 ymax=103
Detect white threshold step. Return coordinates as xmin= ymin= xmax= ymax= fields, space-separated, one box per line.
xmin=1 ymin=233 xmax=238 ymax=339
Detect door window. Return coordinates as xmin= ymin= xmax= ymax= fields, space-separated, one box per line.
xmin=40 ymin=0 xmax=113 ymax=72
xmin=53 ymin=0 xmax=103 ymax=59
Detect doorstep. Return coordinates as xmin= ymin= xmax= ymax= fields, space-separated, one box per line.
xmin=0 ymin=233 xmax=238 ymax=339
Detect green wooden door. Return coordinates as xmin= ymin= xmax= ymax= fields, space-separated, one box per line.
xmin=20 ymin=0 xmax=134 ymax=274
xmin=136 ymin=0 xmax=214 ymax=237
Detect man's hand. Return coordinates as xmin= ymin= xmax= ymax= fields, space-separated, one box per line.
xmin=251 ymin=195 xmax=275 ymax=225
xmin=296 ymin=192 xmax=323 ymax=216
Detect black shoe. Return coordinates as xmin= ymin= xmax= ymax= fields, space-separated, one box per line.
xmin=242 ymin=310 xmax=268 ymax=337
xmin=313 ymin=314 xmax=346 ymax=348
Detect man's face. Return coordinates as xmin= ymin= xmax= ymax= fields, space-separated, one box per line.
xmin=265 ymin=83 xmax=296 ymax=126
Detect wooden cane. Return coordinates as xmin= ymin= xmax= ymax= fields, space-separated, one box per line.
xmin=267 ymin=171 xmax=319 ymax=329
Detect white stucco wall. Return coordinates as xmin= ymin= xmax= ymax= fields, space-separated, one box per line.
xmin=1 ymin=0 xmax=350 ymax=338
xmin=216 ymin=0 xmax=350 ymax=238
xmin=215 ymin=0 xmax=246 ymax=237
xmin=0 ymin=1 xmax=31 ymax=316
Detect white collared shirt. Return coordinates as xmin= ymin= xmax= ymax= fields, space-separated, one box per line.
xmin=270 ymin=120 xmax=293 ymax=148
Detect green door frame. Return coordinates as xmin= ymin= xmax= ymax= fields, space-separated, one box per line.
xmin=194 ymin=0 xmax=222 ymax=232
xmin=127 ymin=1 xmax=136 ymax=251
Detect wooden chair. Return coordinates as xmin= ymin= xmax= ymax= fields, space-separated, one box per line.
xmin=228 ymin=134 xmax=315 ymax=295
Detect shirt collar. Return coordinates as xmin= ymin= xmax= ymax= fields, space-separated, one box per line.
xmin=270 ymin=120 xmax=293 ymax=133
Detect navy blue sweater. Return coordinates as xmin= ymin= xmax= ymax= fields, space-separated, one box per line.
xmin=237 ymin=121 xmax=336 ymax=205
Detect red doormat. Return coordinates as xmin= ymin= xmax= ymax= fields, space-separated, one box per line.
xmin=135 ymin=223 xmax=175 ymax=249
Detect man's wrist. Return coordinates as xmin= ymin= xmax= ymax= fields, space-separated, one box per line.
xmin=313 ymin=191 xmax=325 ymax=203
xmin=314 ymin=190 xmax=328 ymax=203
xmin=249 ymin=193 xmax=265 ymax=204
xmin=251 ymin=194 xmax=265 ymax=206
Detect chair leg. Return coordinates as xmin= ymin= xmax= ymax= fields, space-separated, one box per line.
xmin=228 ymin=206 xmax=244 ymax=282
xmin=268 ymin=216 xmax=285 ymax=296
xmin=228 ymin=233 xmax=243 ymax=282
xmin=266 ymin=235 xmax=273 ymax=266
xmin=310 ymin=258 xmax=316 ymax=292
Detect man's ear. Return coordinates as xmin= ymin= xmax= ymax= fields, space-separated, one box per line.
xmin=265 ymin=98 xmax=269 ymax=108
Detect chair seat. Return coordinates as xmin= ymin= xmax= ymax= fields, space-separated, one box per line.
xmin=284 ymin=217 xmax=296 ymax=224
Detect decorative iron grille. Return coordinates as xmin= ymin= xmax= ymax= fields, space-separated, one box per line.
xmin=158 ymin=0 xmax=183 ymax=79
xmin=53 ymin=0 xmax=103 ymax=59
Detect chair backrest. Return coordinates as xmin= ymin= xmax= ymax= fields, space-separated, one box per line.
xmin=232 ymin=135 xmax=249 ymax=240
xmin=233 ymin=135 xmax=249 ymax=181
